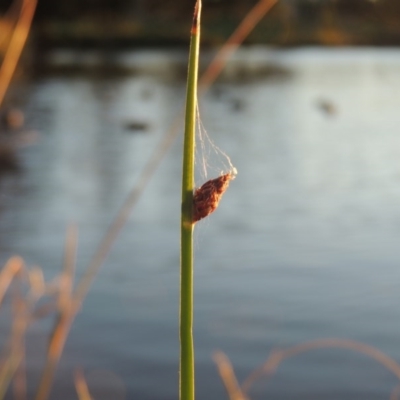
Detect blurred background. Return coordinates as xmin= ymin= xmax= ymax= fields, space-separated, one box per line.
xmin=2 ymin=0 xmax=400 ymax=399
xmin=3 ymin=0 xmax=400 ymax=48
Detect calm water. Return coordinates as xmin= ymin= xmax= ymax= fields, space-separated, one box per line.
xmin=2 ymin=48 xmax=400 ymax=399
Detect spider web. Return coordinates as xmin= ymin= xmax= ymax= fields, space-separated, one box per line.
xmin=195 ymin=104 xmax=237 ymax=186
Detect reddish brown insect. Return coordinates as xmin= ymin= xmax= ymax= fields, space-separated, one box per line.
xmin=192 ymin=170 xmax=236 ymax=223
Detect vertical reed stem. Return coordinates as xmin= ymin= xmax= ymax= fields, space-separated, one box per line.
xmin=180 ymin=1 xmax=201 ymax=399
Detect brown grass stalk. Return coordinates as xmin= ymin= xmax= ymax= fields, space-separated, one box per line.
xmin=0 ymin=0 xmax=37 ymax=108
xmin=74 ymin=369 xmax=92 ymax=400
xmin=34 ymin=226 xmax=78 ymax=400
xmin=199 ymin=0 xmax=278 ymax=88
xmin=0 ymin=256 xmax=23 ymax=306
xmin=213 ymin=351 xmax=249 ymax=400
xmin=0 ymin=265 xmax=27 ymax=400
xmin=241 ymin=338 xmax=400 ymax=393
xmin=390 ymin=383 xmax=400 ymax=400
xmin=215 ymin=339 xmax=400 ymax=399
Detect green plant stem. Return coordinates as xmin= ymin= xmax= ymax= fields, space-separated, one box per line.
xmin=180 ymin=1 xmax=201 ymax=399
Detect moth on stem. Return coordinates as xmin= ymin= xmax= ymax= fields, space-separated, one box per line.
xmin=192 ymin=169 xmax=237 ymax=223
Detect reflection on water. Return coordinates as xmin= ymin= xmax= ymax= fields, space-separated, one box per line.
xmin=2 ymin=48 xmax=400 ymax=399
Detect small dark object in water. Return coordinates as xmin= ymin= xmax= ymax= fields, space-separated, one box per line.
xmin=211 ymin=86 xmax=225 ymax=100
xmin=0 ymin=144 xmax=20 ymax=173
xmin=316 ymin=99 xmax=337 ymax=116
xmin=231 ymin=98 xmax=245 ymax=112
xmin=123 ymin=121 xmax=149 ymax=132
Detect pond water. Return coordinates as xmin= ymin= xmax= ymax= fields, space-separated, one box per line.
xmin=2 ymin=47 xmax=400 ymax=399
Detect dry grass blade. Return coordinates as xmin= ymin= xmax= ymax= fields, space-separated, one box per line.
xmin=0 ymin=351 xmax=23 ymax=399
xmin=241 ymin=338 xmax=400 ymax=395
xmin=0 ymin=257 xmax=61 ymax=400
xmin=74 ymin=368 xmax=93 ymax=400
xmin=26 ymin=267 xmax=45 ymax=301
xmin=391 ymin=383 xmax=400 ymax=400
xmin=35 ymin=226 xmax=78 ymax=400
xmin=0 ymin=0 xmax=22 ymax=51
xmin=58 ymin=225 xmax=78 ymax=310
xmin=213 ymin=351 xmax=249 ymax=400
xmin=0 ymin=0 xmax=38 ymax=107
xmin=0 ymin=270 xmax=29 ymax=400
xmin=0 ymin=256 xmax=24 ymax=306
xmin=10 ymin=279 xmax=28 ymax=400
xmin=199 ymin=0 xmax=278 ymax=88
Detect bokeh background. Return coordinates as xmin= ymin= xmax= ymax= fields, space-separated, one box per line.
xmin=2 ymin=1 xmax=400 ymax=399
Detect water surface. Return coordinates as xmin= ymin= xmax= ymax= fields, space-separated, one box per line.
xmin=1 ymin=48 xmax=400 ymax=399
